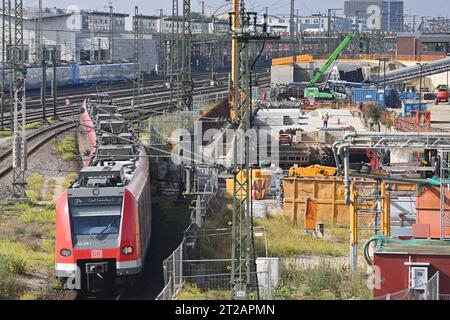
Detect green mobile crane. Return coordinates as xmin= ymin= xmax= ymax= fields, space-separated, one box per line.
xmin=304 ymin=31 xmax=357 ymax=100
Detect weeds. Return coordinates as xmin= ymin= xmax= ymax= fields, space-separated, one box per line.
xmin=0 ymin=202 xmax=57 ymax=299
xmin=24 ymin=122 xmax=41 ymax=130
xmin=62 ymin=173 xmax=79 ymax=189
xmin=275 ymin=260 xmax=372 ymax=300
xmin=26 ymin=173 xmax=45 ymax=203
xmin=44 ymin=179 xmax=57 ymax=201
xmin=0 ymin=256 xmax=23 ymax=299
xmin=0 ymin=130 xmax=12 ymax=138
xmin=178 ymin=283 xmax=232 ymax=300
xmin=55 ymin=135 xmax=78 ymax=161
xmin=256 ymin=215 xmax=347 ymax=257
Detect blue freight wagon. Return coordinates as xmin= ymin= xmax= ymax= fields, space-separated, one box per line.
xmin=0 ymin=63 xmax=138 ymax=91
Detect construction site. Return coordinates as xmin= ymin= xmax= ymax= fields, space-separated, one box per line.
xmin=0 ymin=0 xmax=450 ymax=303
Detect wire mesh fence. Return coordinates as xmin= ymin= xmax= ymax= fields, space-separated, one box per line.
xmin=156 ymin=225 xmax=271 ymax=300
xmin=193 ymin=91 xmax=228 ymax=111
xmin=374 ymin=271 xmax=440 ymax=300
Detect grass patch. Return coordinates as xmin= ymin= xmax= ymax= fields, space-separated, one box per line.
xmin=62 ymin=173 xmax=79 ymax=190
xmin=274 ymin=261 xmax=372 ymax=300
xmin=20 ymin=206 xmax=55 ymax=224
xmin=0 ymin=130 xmax=12 ymax=137
xmin=0 ymin=256 xmax=24 ymax=299
xmin=44 ymin=179 xmax=57 ymax=201
xmin=256 ymin=215 xmax=347 ymax=257
xmin=55 ymin=135 xmax=78 ymax=161
xmin=24 ymin=122 xmax=41 ymax=130
xmin=178 ymin=283 xmax=232 ymax=300
xmin=0 ymin=202 xmax=57 ymax=299
xmin=26 ymin=173 xmax=45 ymax=203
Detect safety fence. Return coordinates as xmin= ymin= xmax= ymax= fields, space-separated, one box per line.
xmin=156 ymin=226 xmax=270 ymax=300
xmin=193 ymin=91 xmax=228 ymax=111
xmin=379 ymin=110 xmax=445 ymax=133
xmin=374 ymin=272 xmax=440 ymax=300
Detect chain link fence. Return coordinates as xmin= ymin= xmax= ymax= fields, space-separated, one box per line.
xmin=156 ymin=225 xmax=271 ymax=300
xmin=374 ymin=271 xmax=440 ymax=300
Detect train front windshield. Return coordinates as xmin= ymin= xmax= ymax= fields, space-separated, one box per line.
xmin=72 ymin=215 xmax=120 ymax=236
xmin=68 ymin=196 xmax=123 ymax=243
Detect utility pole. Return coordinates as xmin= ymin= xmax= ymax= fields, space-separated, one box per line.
xmin=181 ymin=0 xmax=193 ymax=111
xmin=1 ymin=0 xmax=12 ymax=131
xmin=11 ymin=0 xmax=27 ymax=200
xmin=52 ymin=48 xmax=58 ymax=120
xmin=109 ymin=4 xmax=114 ymax=62
xmin=159 ymin=9 xmax=165 ymax=78
xmin=133 ymin=6 xmax=144 ymax=113
xmin=230 ymin=0 xmax=277 ymax=300
xmin=36 ymin=0 xmax=42 ymax=63
xmin=38 ymin=0 xmax=47 ymax=124
xmin=41 ymin=57 xmax=47 ymax=123
xmin=170 ymin=0 xmax=179 ymax=109
xmin=290 ymin=0 xmax=296 ymax=62
xmin=90 ymin=14 xmax=95 ymax=62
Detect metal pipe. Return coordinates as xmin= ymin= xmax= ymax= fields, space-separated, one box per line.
xmin=343 ymin=148 xmax=350 ymax=205
xmin=349 ymin=173 xmax=428 ymax=184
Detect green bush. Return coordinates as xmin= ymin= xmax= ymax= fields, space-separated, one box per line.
xmin=306 ymin=261 xmax=341 ymax=296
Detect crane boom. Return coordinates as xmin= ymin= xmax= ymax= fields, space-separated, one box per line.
xmin=308 ymin=31 xmax=356 ymax=87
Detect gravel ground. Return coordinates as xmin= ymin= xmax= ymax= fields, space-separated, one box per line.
xmin=0 ymin=131 xmax=80 ymax=201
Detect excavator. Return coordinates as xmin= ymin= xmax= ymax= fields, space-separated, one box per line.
xmin=304 ymin=32 xmax=357 ymax=101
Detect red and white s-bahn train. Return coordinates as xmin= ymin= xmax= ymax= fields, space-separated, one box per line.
xmin=55 ymin=97 xmax=152 ymax=293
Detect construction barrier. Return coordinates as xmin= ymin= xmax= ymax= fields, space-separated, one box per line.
xmin=271 ymin=54 xmax=314 ymax=66
xmin=283 ymin=176 xmax=416 ymax=226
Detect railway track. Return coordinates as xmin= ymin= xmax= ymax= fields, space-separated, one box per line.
xmin=0 ymin=121 xmax=77 ymax=179
xmin=1 ymin=70 xmax=269 ymax=115
xmin=0 ymin=73 xmax=270 ymax=127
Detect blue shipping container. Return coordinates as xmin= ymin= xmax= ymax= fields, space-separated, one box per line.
xmin=402 ymin=100 xmax=427 ymax=117
xmin=351 ymin=88 xmax=396 ymax=107
xmin=351 ymin=88 xmax=378 ymax=103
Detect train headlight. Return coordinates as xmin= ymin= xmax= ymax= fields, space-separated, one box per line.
xmin=122 ymin=246 xmax=134 ymax=255
xmin=60 ymin=248 xmax=72 ymax=257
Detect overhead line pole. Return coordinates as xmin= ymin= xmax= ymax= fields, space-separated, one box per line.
xmin=1 ymin=0 xmax=12 ymax=131
xmin=109 ymin=4 xmax=114 ymax=62
xmin=181 ymin=0 xmax=193 ymax=112
xmin=230 ymin=0 xmax=278 ymax=300
xmin=11 ymin=0 xmax=27 ymax=200
xmin=290 ymin=0 xmax=296 ymax=63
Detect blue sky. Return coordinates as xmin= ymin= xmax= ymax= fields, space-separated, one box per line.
xmin=38 ymin=0 xmax=448 ymax=17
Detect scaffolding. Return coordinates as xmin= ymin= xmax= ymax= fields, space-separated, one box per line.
xmin=334 ymin=131 xmax=450 ymax=271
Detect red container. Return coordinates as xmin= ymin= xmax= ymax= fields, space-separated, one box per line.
xmin=415 ymin=185 xmax=450 ymax=239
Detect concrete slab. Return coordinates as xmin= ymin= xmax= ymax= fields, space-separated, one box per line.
xmin=254 ymin=108 xmax=366 ymax=135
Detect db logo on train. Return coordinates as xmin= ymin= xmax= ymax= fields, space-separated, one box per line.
xmin=91 ymin=249 xmax=103 ymax=259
